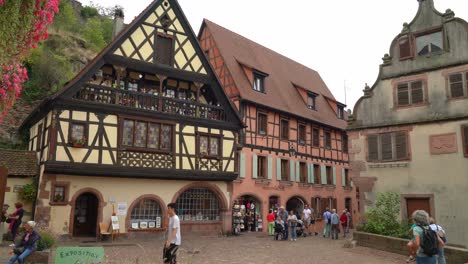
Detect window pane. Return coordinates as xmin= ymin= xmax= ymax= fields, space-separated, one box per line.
xmin=131 ymin=199 xmax=162 ymax=227
xmin=200 ymin=136 xmax=208 ymax=155
xmin=258 ymin=114 xmax=267 ymax=134
xmin=368 ymin=135 xmax=379 ymax=161
xmin=449 ymin=73 xmax=464 ymax=98
xmin=325 ymin=132 xmax=331 ymax=148
xmin=148 ymin=123 xmax=160 ymax=149
xmin=210 ymin=137 xmax=219 ymax=156
xmin=307 ymin=95 xmax=315 ymax=109
xmin=395 ymin=132 xmax=408 ymax=160
xmin=281 ymin=120 xmax=289 ymax=140
xmin=314 ymin=165 xmax=320 ymax=184
xmin=175 ymin=188 xmax=220 ymax=221
xmin=122 ymin=120 xmax=134 ymax=146
xmin=71 ymin=124 xmax=85 ymax=142
xmin=313 ymin=129 xmax=320 ymax=147
xmin=411 ymin=81 xmax=424 ymax=104
xmin=399 ymin=36 xmax=411 ymax=58
xmin=281 ymin=160 xmax=288 ymax=179
xmin=416 ymin=31 xmax=443 ymax=56
xmin=53 ymin=186 xmax=65 ymax=202
xmin=381 ymin=134 xmax=393 ymax=160
xmin=161 ymin=125 xmax=172 ymax=150
xmin=135 ymin=122 xmax=147 ymax=148
xmin=299 ymin=125 xmax=306 ymax=142
xmin=397 ymin=84 xmax=409 ymax=106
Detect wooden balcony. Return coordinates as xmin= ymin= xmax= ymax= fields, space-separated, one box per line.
xmin=74 ymin=84 xmax=226 ymax=121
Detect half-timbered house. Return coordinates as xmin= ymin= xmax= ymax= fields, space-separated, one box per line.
xmin=20 ymin=0 xmax=242 ymax=237
xmin=199 ymin=20 xmax=357 ymax=232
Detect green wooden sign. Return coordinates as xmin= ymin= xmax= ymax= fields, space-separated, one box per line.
xmin=55 ymin=247 xmax=104 ymax=264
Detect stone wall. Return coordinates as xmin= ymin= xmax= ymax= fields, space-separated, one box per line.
xmin=354 ymin=231 xmax=468 ymax=264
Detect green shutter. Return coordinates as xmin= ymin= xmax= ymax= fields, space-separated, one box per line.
xmin=276 ymin=159 xmax=282 ymax=181
xmin=252 ymin=154 xmax=258 ymax=179
xmin=296 ymin=161 xmax=300 ymax=182
xmin=308 ymin=163 xmax=314 ymax=184
xmin=321 ymin=164 xmax=327 ymax=185
xmin=341 ymin=168 xmax=346 ymax=187
xmin=267 ymin=157 xmax=273 ymax=180
xmin=332 ymin=167 xmax=337 ymax=185
xmin=289 ymin=160 xmax=295 ymax=181
xmin=239 ymin=153 xmax=246 ymax=178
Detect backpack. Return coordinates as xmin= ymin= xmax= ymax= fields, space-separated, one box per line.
xmin=435 ymin=225 xmax=447 ymax=243
xmin=419 ymin=225 xmax=439 ymax=256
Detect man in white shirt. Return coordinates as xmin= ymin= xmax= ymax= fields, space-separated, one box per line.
xmin=302 ymin=204 xmax=312 ymax=236
xmin=164 ymin=203 xmax=181 ymax=264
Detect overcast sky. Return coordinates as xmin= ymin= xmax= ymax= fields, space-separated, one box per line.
xmin=80 ymin=0 xmax=468 ymax=110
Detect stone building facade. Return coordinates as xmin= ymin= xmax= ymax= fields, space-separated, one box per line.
xmin=348 ymin=0 xmax=468 ymax=247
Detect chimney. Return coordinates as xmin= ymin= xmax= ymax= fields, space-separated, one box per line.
xmin=112 ymin=8 xmax=125 ymax=39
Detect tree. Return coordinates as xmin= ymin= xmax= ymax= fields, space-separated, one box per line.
xmin=82 ymin=17 xmax=106 ymax=52
xmin=0 ymin=0 xmax=59 ymax=122
xmin=53 ymin=0 xmax=77 ymax=32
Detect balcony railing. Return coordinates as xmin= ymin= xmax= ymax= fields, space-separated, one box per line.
xmin=74 ymin=84 xmax=226 ymax=121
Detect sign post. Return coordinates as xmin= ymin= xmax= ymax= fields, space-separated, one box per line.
xmin=54 ymin=247 xmax=104 ymax=264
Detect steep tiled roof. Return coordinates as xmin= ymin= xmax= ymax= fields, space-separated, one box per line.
xmin=0 ymin=149 xmax=37 ymax=177
xmin=203 ymin=20 xmax=346 ymax=129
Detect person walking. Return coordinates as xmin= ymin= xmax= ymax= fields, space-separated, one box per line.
xmin=411 ymin=210 xmax=445 ymax=264
xmin=267 ymin=210 xmax=275 ymax=236
xmin=330 ymin=209 xmax=340 ymax=240
xmin=287 ymin=210 xmax=298 ymax=241
xmin=278 ymin=206 xmax=289 ymax=240
xmin=164 ymin=203 xmax=181 ymax=264
xmin=322 ymin=208 xmax=331 ymax=238
xmin=302 ymin=204 xmax=312 ymax=236
xmin=7 ymin=202 xmax=24 ymax=240
xmin=429 ymin=217 xmax=447 ymax=264
xmin=7 ymin=221 xmax=41 ymax=264
xmin=340 ymin=210 xmax=348 ymax=238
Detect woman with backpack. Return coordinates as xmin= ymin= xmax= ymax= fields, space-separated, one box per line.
xmin=429 ymin=217 xmax=446 ymax=264
xmin=411 ymin=210 xmax=445 ymax=264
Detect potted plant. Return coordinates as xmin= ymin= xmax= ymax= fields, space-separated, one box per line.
xmin=53 ymin=194 xmax=63 ymax=202
xmin=71 ymin=136 xmax=86 ymax=148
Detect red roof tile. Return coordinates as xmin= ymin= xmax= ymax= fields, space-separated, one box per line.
xmin=203 ymin=19 xmax=346 ymax=129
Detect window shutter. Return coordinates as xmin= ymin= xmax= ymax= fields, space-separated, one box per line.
xmin=320 ymin=164 xmax=327 ymax=185
xmin=308 ymin=163 xmax=314 ymax=184
xmin=399 ymin=36 xmax=412 ymax=59
xmin=332 ymin=167 xmax=336 ymax=185
xmin=341 ymin=168 xmax=346 ymax=187
xmin=397 ymin=83 xmax=409 ymax=106
xmin=289 ymin=160 xmax=295 ymax=181
xmin=368 ymin=135 xmax=379 ymax=161
xmin=155 ymin=35 xmax=173 ymax=65
xmin=411 ymin=81 xmax=424 ymax=104
xmin=463 ymin=125 xmax=468 ymax=156
xmin=295 ymin=161 xmax=300 ymax=182
xmin=252 ymin=154 xmax=258 ymax=179
xmin=449 ymin=73 xmax=464 ymax=98
xmin=267 ymin=157 xmax=273 ymax=180
xmin=239 ymin=153 xmax=246 ymax=178
xmin=381 ymin=133 xmax=393 ymax=160
xmin=276 ymin=159 xmax=282 ymax=181
xmin=395 ymin=132 xmax=408 ymax=160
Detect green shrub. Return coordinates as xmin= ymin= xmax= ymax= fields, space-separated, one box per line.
xmin=81 ymin=6 xmax=99 ymax=19
xmin=17 ymin=181 xmax=37 ymax=204
xmin=37 ymin=231 xmax=56 ymax=251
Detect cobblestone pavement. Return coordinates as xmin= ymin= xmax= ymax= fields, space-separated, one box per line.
xmin=0 ymin=232 xmax=407 ymax=264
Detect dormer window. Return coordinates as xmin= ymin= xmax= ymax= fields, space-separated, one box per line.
xmin=416 ymin=30 xmax=443 ymax=56
xmin=398 ymin=35 xmax=412 ymax=60
xmin=307 ymin=93 xmax=317 ymax=110
xmin=253 ymin=72 xmax=265 ymax=93
xmin=337 ymin=106 xmax=344 ymax=119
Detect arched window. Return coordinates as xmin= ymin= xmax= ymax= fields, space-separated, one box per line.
xmin=176 ymin=188 xmax=220 ymax=221
xmin=130 ymin=199 xmax=163 ymax=229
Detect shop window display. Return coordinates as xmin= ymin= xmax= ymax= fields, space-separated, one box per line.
xmin=175 ymin=188 xmax=220 ymax=221
xmin=130 ymin=199 xmax=163 ymax=229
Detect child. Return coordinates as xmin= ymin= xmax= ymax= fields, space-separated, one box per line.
xmin=406 ymin=223 xmax=417 ymax=263
xmin=274 ymin=216 xmax=285 ymax=241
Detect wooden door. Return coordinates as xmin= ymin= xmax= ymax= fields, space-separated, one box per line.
xmin=0 ymin=167 xmax=8 ymax=210
xmin=406 ymin=198 xmax=431 ymax=220
xmin=73 ymin=193 xmax=98 ymax=236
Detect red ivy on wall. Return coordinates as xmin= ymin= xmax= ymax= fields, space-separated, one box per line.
xmin=0 ymin=0 xmax=59 ymax=122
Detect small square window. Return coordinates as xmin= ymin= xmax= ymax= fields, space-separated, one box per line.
xmin=69 ymin=123 xmax=87 ymax=147
xmin=199 ymin=134 xmax=221 ymax=158
xmin=53 ymin=186 xmax=65 ymax=202
xmin=253 ymin=73 xmax=265 ymax=93
xmin=50 ymin=182 xmax=70 ymax=205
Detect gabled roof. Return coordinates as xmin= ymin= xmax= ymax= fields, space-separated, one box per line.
xmin=21 ymin=0 xmax=243 ymax=130
xmin=0 ymin=149 xmax=37 ymax=177
xmin=201 ymin=19 xmax=346 ymax=130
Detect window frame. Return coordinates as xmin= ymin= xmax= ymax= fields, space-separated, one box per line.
xmin=447 ymin=71 xmax=468 ymax=99
xmin=324 ymin=130 xmax=332 ymax=149
xmin=313 ymin=164 xmax=321 ymax=184
xmin=253 ymin=72 xmax=266 ymax=93
xmin=312 ymin=127 xmax=320 ymax=148
xmin=175 ymin=188 xmax=221 ymax=222
xmin=367 ymin=132 xmax=410 ymax=162
xmin=280 ymin=119 xmax=289 ymax=140
xmin=307 ymin=93 xmax=317 ymax=110
xmin=280 ymin=159 xmax=289 ymax=180
xmin=299 ymin=162 xmax=308 ymax=183
xmin=257 ymin=112 xmax=268 ymax=136
xmin=395 ymin=80 xmax=427 ymax=107
xmin=154 ymin=33 xmax=175 ymax=65
xmin=337 ymin=106 xmax=344 ymax=120
xmin=398 ymin=34 xmax=413 ymax=60
xmin=325 ymin=166 xmax=333 ymax=186
xmin=119 ymin=116 xmax=175 ymax=154
xmin=414 ymin=29 xmax=444 ymax=57
xmin=68 ymin=121 xmax=88 ymax=147
xmin=257 ymin=155 xmax=267 ymax=179
xmin=129 ymin=198 xmax=164 ymax=230
xmin=197 ymin=132 xmax=222 ymax=159
xmin=49 ymin=182 xmax=70 ymax=206
xmin=344 ymin=169 xmax=350 ymax=187
xmin=298 ymin=123 xmax=306 ymax=145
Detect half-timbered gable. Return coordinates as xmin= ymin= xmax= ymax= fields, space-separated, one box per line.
xmin=20 ymin=0 xmax=242 ymax=236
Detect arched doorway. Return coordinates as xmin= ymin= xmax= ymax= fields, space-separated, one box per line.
xmin=286 ymin=196 xmax=305 ymax=214
xmin=238 ymin=195 xmax=262 ymax=232
xmin=73 ymin=192 xmax=98 ymax=236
